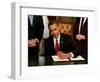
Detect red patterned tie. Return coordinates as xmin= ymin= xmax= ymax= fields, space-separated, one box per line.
xmin=55 ymin=39 xmax=60 ymax=53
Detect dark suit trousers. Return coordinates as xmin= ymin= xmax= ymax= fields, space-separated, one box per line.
xmin=28 ymin=46 xmax=39 ymax=66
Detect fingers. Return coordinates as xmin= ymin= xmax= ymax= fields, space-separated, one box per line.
xmin=58 ymin=54 xmax=67 ymax=59
xmin=57 ymin=51 xmax=62 ymax=55
xmin=76 ymin=34 xmax=86 ymax=40
xmin=28 ymin=43 xmax=36 ymax=47
xmin=28 ymin=40 xmax=36 ymax=45
xmin=57 ymin=51 xmax=70 ymax=59
xmin=28 ymin=39 xmax=39 ymax=47
xmin=76 ymin=34 xmax=81 ymax=40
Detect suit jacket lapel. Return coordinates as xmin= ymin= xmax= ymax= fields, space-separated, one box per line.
xmin=32 ymin=15 xmax=36 ymax=27
xmin=51 ymin=36 xmax=55 ymax=49
xmin=60 ymin=34 xmax=63 ymax=49
xmin=50 ymin=36 xmax=56 ymax=53
xmin=28 ymin=16 xmax=31 ymax=28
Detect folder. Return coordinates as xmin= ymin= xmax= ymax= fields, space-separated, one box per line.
xmin=52 ymin=55 xmax=85 ymax=62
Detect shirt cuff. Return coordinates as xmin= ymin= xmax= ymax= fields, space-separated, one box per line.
xmin=69 ymin=52 xmax=74 ymax=58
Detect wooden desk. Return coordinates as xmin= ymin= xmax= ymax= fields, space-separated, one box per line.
xmin=28 ymin=56 xmax=87 ymax=66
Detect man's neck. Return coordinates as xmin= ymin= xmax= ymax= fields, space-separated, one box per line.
xmin=54 ymin=33 xmax=60 ymax=39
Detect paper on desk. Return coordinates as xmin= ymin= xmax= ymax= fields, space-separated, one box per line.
xmin=52 ymin=55 xmax=69 ymax=62
xmin=52 ymin=55 xmax=85 ymax=62
xmin=70 ymin=55 xmax=85 ymax=61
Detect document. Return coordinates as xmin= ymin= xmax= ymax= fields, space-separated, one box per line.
xmin=52 ymin=55 xmax=85 ymax=62
xmin=70 ymin=55 xmax=85 ymax=61
xmin=52 ymin=55 xmax=69 ymax=61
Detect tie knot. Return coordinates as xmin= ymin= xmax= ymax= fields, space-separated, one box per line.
xmin=56 ymin=39 xmax=58 ymax=41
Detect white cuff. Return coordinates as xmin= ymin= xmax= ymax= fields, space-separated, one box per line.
xmin=69 ymin=52 xmax=74 ymax=58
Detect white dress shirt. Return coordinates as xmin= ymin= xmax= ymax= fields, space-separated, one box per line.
xmin=53 ymin=34 xmax=60 ymax=48
xmin=29 ymin=15 xmax=34 ymax=26
xmin=42 ymin=16 xmax=49 ymax=39
xmin=79 ymin=17 xmax=87 ymax=34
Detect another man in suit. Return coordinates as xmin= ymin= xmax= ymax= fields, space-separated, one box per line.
xmin=73 ymin=17 xmax=88 ymax=62
xmin=28 ymin=15 xmax=44 ymax=65
xmin=44 ymin=20 xmax=79 ymax=59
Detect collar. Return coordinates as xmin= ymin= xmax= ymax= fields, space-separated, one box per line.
xmin=53 ymin=33 xmax=61 ymax=40
xmin=53 ymin=33 xmax=61 ymax=46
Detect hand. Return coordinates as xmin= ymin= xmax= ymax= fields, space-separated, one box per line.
xmin=76 ymin=34 xmax=86 ymax=41
xmin=28 ymin=39 xmax=39 ymax=47
xmin=57 ymin=51 xmax=71 ymax=59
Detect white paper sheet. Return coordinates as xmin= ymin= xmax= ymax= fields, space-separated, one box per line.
xmin=52 ymin=55 xmax=85 ymax=62
xmin=52 ymin=55 xmax=69 ymax=62
xmin=70 ymin=55 xmax=85 ymax=61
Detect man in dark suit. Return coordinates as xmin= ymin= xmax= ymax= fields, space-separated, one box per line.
xmin=73 ymin=17 xmax=88 ymax=62
xmin=28 ymin=15 xmax=44 ymax=65
xmin=44 ymin=20 xmax=79 ymax=59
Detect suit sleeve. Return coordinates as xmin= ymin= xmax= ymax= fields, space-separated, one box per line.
xmin=67 ymin=35 xmax=80 ymax=57
xmin=44 ymin=39 xmax=50 ymax=56
xmin=33 ymin=16 xmax=44 ymax=43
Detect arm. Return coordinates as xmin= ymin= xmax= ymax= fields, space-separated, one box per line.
xmin=68 ymin=35 xmax=80 ymax=58
xmin=44 ymin=39 xmax=50 ymax=56
xmin=58 ymin=35 xmax=79 ymax=59
xmin=28 ymin=39 xmax=39 ymax=47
